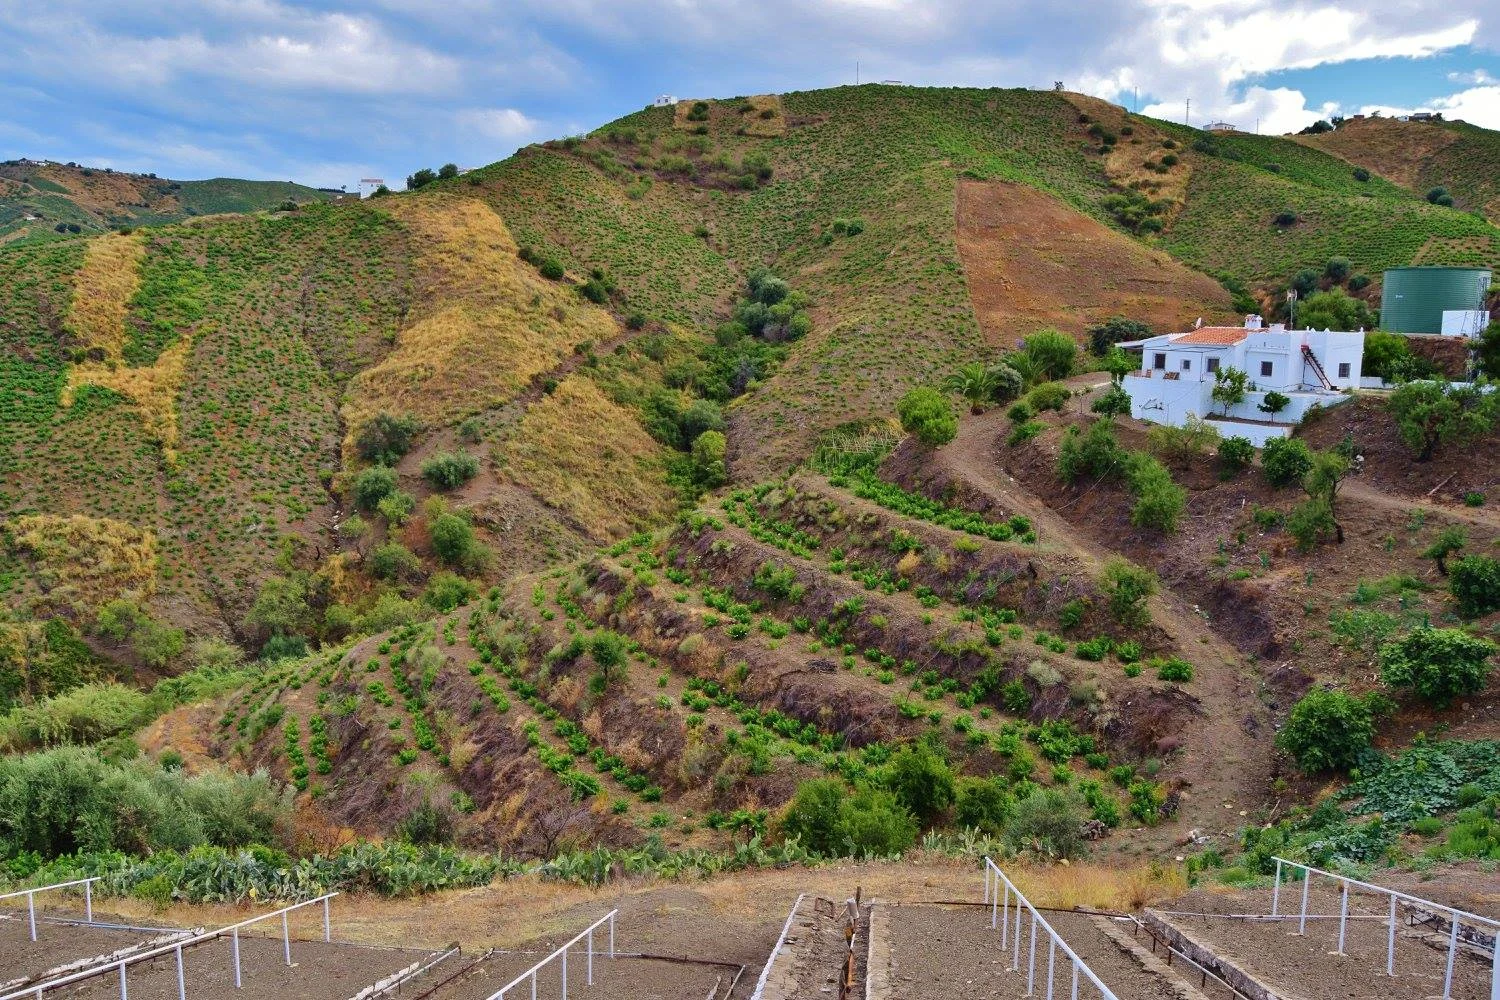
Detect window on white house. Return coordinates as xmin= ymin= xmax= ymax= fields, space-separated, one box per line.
xmin=1153 ymin=353 xmax=1166 ymax=370
xmin=1338 ymin=362 xmax=1350 ymax=378
xmin=1206 ymin=357 xmax=1220 ymax=373
xmin=1260 ymin=360 xmax=1273 ymax=377
xmin=1181 ymin=359 xmax=1192 ymax=372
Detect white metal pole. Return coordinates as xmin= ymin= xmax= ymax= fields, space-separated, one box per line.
xmin=1013 ymin=902 xmax=1023 ymax=970
xmin=1386 ymin=896 xmax=1397 ymax=976
xmin=28 ymin=891 xmax=35 ymax=942
xmin=323 ymin=897 xmax=331 ymax=942
xmin=530 ymin=968 xmax=537 ymax=1000
xmin=1001 ymin=884 xmax=1009 ymax=945
xmin=86 ymin=881 xmax=94 ymax=924
xmin=1489 ymin=927 xmax=1499 ymax=1000
xmin=233 ymin=928 xmax=242 ymax=987
xmin=984 ymin=867 xmax=991 ymax=905
xmin=1442 ymin=918 xmax=1458 ymax=1000
xmin=1027 ymin=914 xmax=1038 ymax=997
xmin=1046 ymin=939 xmax=1056 ymax=1000
xmin=282 ymin=911 xmax=291 ymax=966
xmin=119 ymin=964 xmax=128 ymax=1000
xmin=175 ymin=945 xmax=186 ymax=1000
xmin=587 ymin=928 xmax=594 ymax=986
xmin=1337 ymin=882 xmax=1349 ymax=955
xmin=1070 ymin=960 xmax=1079 ymax=1000
xmin=561 ymin=946 xmax=568 ymax=1000
xmin=1271 ymin=861 xmax=1281 ymax=917
xmin=609 ymin=913 xmax=615 ymax=959
xmin=1298 ymin=873 xmax=1311 ymax=935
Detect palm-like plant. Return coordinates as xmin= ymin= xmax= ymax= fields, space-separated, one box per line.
xmin=942 ymin=362 xmax=1000 ymax=413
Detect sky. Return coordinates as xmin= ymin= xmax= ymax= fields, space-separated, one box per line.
xmin=1 ymin=1 xmax=1497 ymax=190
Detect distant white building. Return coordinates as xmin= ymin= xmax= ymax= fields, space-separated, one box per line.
xmin=357 ymin=178 xmax=386 ymax=199
xmin=653 ymin=95 xmax=678 ymax=108
xmin=1120 ymin=315 xmax=1364 ymax=445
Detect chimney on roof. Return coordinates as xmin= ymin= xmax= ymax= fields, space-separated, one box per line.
xmin=1269 ymin=323 xmax=1285 ymax=332
xmin=1244 ymin=314 xmax=1264 ymax=330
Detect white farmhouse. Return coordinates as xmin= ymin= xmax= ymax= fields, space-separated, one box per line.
xmin=653 ymin=95 xmax=678 ymax=108
xmin=1120 ymin=315 xmax=1364 ymax=445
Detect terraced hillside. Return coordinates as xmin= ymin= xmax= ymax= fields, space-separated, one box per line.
xmin=0 ymin=160 xmax=333 ymax=242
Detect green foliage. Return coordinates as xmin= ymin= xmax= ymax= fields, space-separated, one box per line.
xmin=1389 ymin=380 xmax=1496 ymax=462
xmin=1101 ymin=558 xmax=1157 ymax=628
xmin=1146 ymin=416 xmax=1219 ymax=463
xmin=1261 ymin=437 xmax=1313 ymax=487
xmin=1477 ymin=321 xmax=1500 ymax=380
xmin=1091 ymin=384 xmax=1131 ymax=417
xmin=1218 ymin=436 xmax=1254 ymax=476
xmin=1287 ymin=497 xmax=1337 ymax=552
xmin=1296 ymin=288 xmax=1375 ymax=331
xmin=780 ymin=778 xmax=919 ymax=857
xmin=1210 ymin=367 xmax=1249 ymax=414
xmin=1056 ymin=418 xmax=1123 ymax=484
xmin=396 ymin=801 xmax=453 ymax=847
xmin=1449 ymin=554 xmax=1500 ymax=618
xmin=1380 ymin=627 xmax=1496 ymax=706
xmin=423 ymin=572 xmax=476 ymax=612
xmin=429 ymin=514 xmax=477 ymax=567
xmin=0 ymin=684 xmax=150 ymax=752
xmin=354 ymin=465 xmax=399 ymax=511
xmin=1087 ymin=317 xmax=1151 ymax=357
xmin=953 ymin=777 xmax=1011 ymax=835
xmin=897 ymin=388 xmax=957 ymax=447
xmin=1025 ymin=381 xmax=1071 ymax=413
xmin=883 ymin=742 xmax=955 ymax=824
xmin=1341 ymin=739 xmax=1500 ymax=825
xmin=246 ymin=575 xmax=314 ymax=640
xmin=1154 ymin=657 xmax=1193 ymax=683
xmin=1019 ymin=329 xmax=1077 ymax=381
xmin=1002 ymin=787 xmax=1085 ymax=859
xmin=691 ymin=430 xmax=728 ymax=488
xmin=370 ymin=542 xmax=420 ymax=581
xmin=355 ymin=413 xmax=420 ymax=465
xmin=1125 ymin=453 xmax=1185 ymax=533
xmin=420 ymin=452 xmax=480 ymax=490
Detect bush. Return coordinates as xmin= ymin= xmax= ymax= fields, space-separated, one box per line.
xmin=1426 ymin=186 xmax=1454 ymax=207
xmin=1380 ymin=627 xmax=1496 ymax=706
xmin=1257 ymin=391 xmax=1291 ymax=415
xmin=1056 ymin=419 xmax=1123 ymax=484
xmin=377 ymin=490 xmax=416 ymax=526
xmin=0 ymin=684 xmax=151 ymax=752
xmin=1091 ymin=384 xmax=1131 ymax=417
xmin=1276 ymin=689 xmax=1385 ymax=773
xmin=1088 ymin=317 xmax=1151 ymax=356
xmin=355 ymin=413 xmax=419 ymax=465
xmin=430 ymin=514 xmax=477 ymax=566
xmin=1027 ymin=381 xmax=1071 ymax=412
xmin=397 ymin=801 xmax=453 ymax=846
xmin=1002 ymin=787 xmax=1086 ymax=859
xmin=1389 ymin=381 xmax=1495 ymax=462
xmin=353 ymin=465 xmax=398 ymax=511
xmin=421 ymin=452 xmax=480 ymax=490
xmin=1261 ymin=437 xmax=1313 ymax=487
xmin=1324 ymin=257 xmax=1352 ymax=282
xmin=954 ymin=777 xmax=1011 ymax=835
xmin=780 ymin=779 xmax=918 ymax=857
xmin=1101 ymin=558 xmax=1157 ymax=628
xmin=1450 ymin=555 xmax=1500 ymax=619
xmin=539 ymin=259 xmax=565 ymax=280
xmin=1273 ymin=210 xmax=1298 ymax=227
xmin=883 ymin=742 xmax=955 ymax=824
xmin=1022 ymin=329 xmax=1077 ymax=380
xmin=1154 ymin=657 xmax=1193 ymax=682
xmin=423 ymin=572 xmax=476 ymax=612
xmin=1352 ymin=167 xmax=1370 ymax=182
xmin=1146 ymin=417 xmax=1219 ymax=463
xmin=897 ymin=388 xmax=957 ymax=447
xmin=691 ymin=430 xmax=728 ymax=488
xmin=370 ymin=542 xmax=420 ymax=581
xmin=1296 ymin=288 xmax=1376 ymax=332
xmin=1218 ymin=436 xmax=1254 ymax=476
xmin=1286 ymin=498 xmax=1337 ymax=552
xmin=1125 ymin=453 xmax=1185 ymax=533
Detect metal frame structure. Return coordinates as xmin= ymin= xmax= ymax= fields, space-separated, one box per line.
xmin=0 ymin=877 xmax=100 ymax=942
xmin=484 ymin=910 xmax=617 ymax=1000
xmin=0 ymin=893 xmax=338 ymax=1000
xmin=983 ymin=858 xmax=1120 ymax=1000
xmin=1268 ymin=857 xmax=1498 ymax=1000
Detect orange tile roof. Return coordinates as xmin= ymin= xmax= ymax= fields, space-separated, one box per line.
xmin=1172 ymin=327 xmax=1251 ymax=345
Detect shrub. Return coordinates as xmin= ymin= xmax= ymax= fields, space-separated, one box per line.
xmin=423 ymin=572 xmax=476 ymax=612
xmin=1218 ymin=436 xmax=1254 ymax=476
xmin=1389 ymin=381 xmax=1495 ymax=462
xmin=1056 ymin=419 xmax=1123 ymax=484
xmin=691 ymin=430 xmax=728 ymax=488
xmin=883 ymin=742 xmax=955 ymax=824
xmin=1125 ymin=453 xmax=1185 ymax=533
xmin=1426 ymin=186 xmax=1454 ymax=207
xmin=370 ymin=542 xmax=420 ymax=581
xmin=353 ymin=465 xmax=398 ymax=511
xmin=1258 ymin=391 xmax=1291 ymax=415
xmin=1297 ymin=288 xmax=1376 ymax=332
xmin=1352 ymin=167 xmax=1370 ymax=182
xmin=1088 ymin=317 xmax=1151 ymax=356
xmin=1276 ymin=689 xmax=1385 ymax=773
xmin=780 ymin=779 xmax=918 ymax=856
xmin=397 ymin=801 xmax=453 ymax=846
xmin=1380 ymin=627 xmax=1496 ymax=706
xmin=0 ymin=684 xmax=151 ymax=752
xmin=1210 ymin=367 xmax=1249 ymax=414
xmin=1273 ymin=210 xmax=1298 ymax=227
xmin=1002 ymin=787 xmax=1086 ymax=859
xmin=539 ymin=259 xmax=565 ymax=280
xmin=1261 ymin=437 xmax=1313 ymax=487
xmin=1091 ymin=384 xmax=1131 ymax=417
xmin=1449 ymin=555 xmax=1500 ymax=619
xmin=1101 ymin=558 xmax=1157 ymax=628
xmin=1324 ymin=257 xmax=1352 ymax=282
xmin=1027 ymin=381 xmax=1071 ymax=413
xmin=421 ymin=452 xmax=480 ymax=490
xmin=1154 ymin=657 xmax=1193 ymax=683
xmin=898 ymin=388 xmax=957 ymax=447
xmin=355 ymin=413 xmax=420 ymax=465
xmin=954 ymin=777 xmax=1010 ymax=835
xmin=1021 ymin=329 xmax=1077 ymax=380
xmin=1146 ymin=417 xmax=1219 ymax=463
xmin=430 ymin=514 xmax=476 ymax=566
xmin=377 ymin=490 xmax=416 ymax=526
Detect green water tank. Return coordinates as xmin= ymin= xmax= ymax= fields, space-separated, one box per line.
xmin=1380 ymin=267 xmax=1491 ymax=333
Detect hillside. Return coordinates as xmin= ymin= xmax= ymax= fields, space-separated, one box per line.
xmin=1294 ymin=115 xmax=1500 ymax=223
xmin=0 ymin=159 xmax=333 ymax=242
xmin=2 ymin=85 xmax=1499 ymax=909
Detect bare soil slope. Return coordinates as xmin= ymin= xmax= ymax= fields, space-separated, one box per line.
xmin=956 ymin=181 xmax=1236 ymax=345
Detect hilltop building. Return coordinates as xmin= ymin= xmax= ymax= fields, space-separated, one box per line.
xmin=1119 ymin=315 xmax=1364 ymax=445
xmin=357 ymin=178 xmax=386 ymax=199
xmin=653 ymin=95 xmax=677 ymax=107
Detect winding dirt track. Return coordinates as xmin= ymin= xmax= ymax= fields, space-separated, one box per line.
xmin=914 ymin=405 xmax=1275 ymax=839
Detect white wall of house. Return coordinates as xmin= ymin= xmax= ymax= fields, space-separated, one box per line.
xmin=1302 ymin=331 xmax=1364 ymax=387
xmin=1204 ymin=419 xmax=1292 ymax=446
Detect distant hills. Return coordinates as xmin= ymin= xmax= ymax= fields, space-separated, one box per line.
xmin=0 ymin=159 xmax=334 ymax=242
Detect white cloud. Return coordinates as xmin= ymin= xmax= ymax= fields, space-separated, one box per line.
xmin=455 ymin=108 xmax=542 ymax=141
xmin=1447 ymin=68 xmax=1496 ymax=86
xmin=1362 ymin=85 xmax=1500 ymax=129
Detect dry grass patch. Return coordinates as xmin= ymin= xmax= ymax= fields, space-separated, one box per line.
xmin=64 ymin=339 xmax=191 ymax=461
xmin=1293 ymin=115 xmax=1458 ymax=191
xmin=65 ymin=232 xmax=144 ymax=359
xmin=344 ymin=195 xmax=613 ymax=440
xmin=674 ymin=95 xmax=785 ymax=136
xmin=502 ymin=376 xmax=674 ymax=540
xmin=3 ymin=513 xmax=157 ymax=615
xmin=1006 ymin=861 xmax=1189 ymax=912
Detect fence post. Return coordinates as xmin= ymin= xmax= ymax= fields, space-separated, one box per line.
xmin=1386 ymin=895 xmax=1397 ymax=976
xmin=530 ymin=967 xmax=537 ymax=1000
xmin=1027 ymin=913 xmax=1038 ymax=997
xmin=561 ymin=946 xmax=568 ymax=1000
xmin=1490 ymin=928 xmax=1499 ymax=1000
xmin=175 ymin=945 xmax=186 ymax=1000
xmin=119 ymin=964 xmax=128 ymax=1000
xmin=1442 ymin=918 xmax=1458 ymax=1000
xmin=323 ymin=897 xmax=331 ymax=943
xmin=609 ymin=912 xmax=616 ymax=959
xmin=1071 ymin=960 xmax=1079 ymax=1000
xmin=1046 ymin=939 xmax=1056 ymax=1000
xmin=587 ymin=927 xmax=594 ymax=986
xmin=984 ymin=866 xmax=991 ymax=905
xmin=1337 ymin=881 xmax=1349 ymax=956
xmin=1001 ymin=884 xmax=1009 ymax=945
xmin=992 ymin=878 xmax=999 ymax=931
xmin=1298 ymin=871 xmax=1311 ymax=935
xmin=1271 ymin=860 xmax=1281 ymax=917
xmin=1012 ymin=902 xmax=1022 ymax=970
xmin=86 ymin=880 xmax=94 ymax=924
xmin=282 ymin=911 xmax=291 ymax=967
xmin=27 ymin=890 xmax=36 ymax=942
xmin=233 ymin=928 xmax=242 ymax=988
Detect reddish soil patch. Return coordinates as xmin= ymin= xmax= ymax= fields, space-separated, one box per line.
xmin=955 ymin=181 xmax=1236 ymax=346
